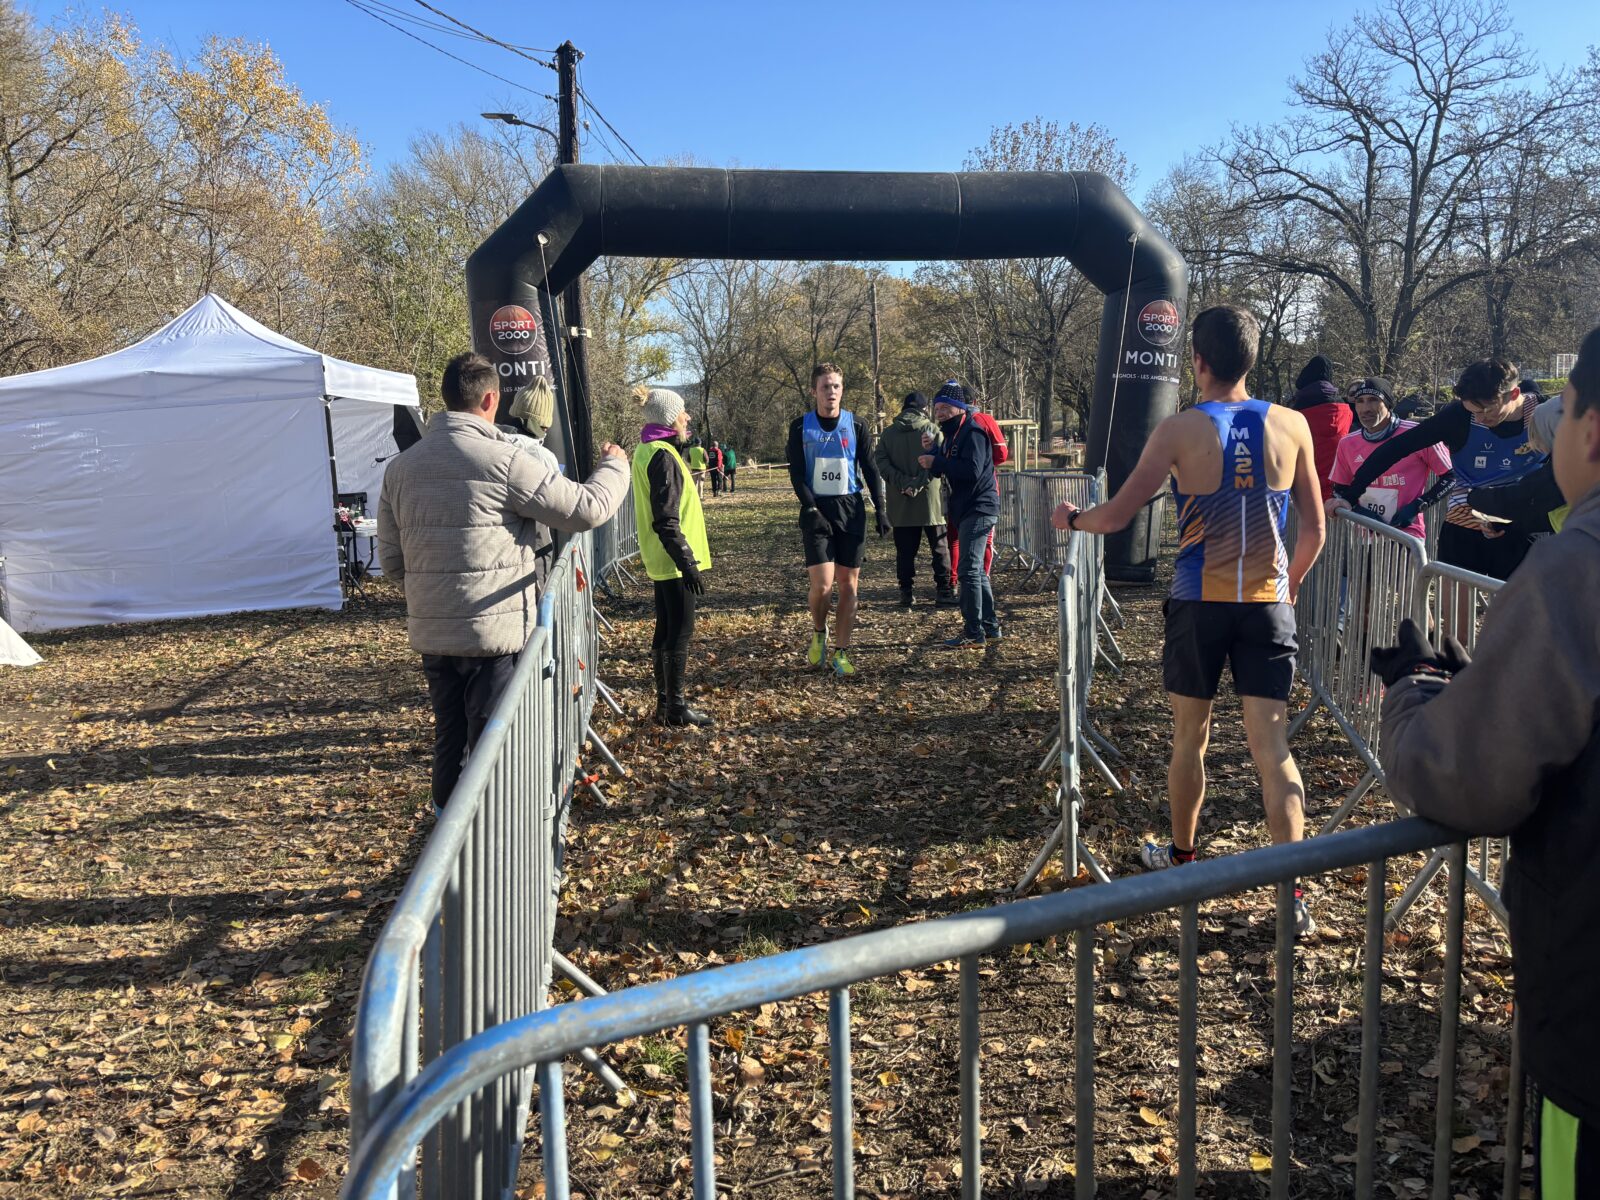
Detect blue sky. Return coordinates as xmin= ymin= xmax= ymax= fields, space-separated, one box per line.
xmin=24 ymin=0 xmax=1600 ymax=198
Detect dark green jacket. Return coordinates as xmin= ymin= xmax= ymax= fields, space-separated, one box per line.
xmin=874 ymin=409 xmax=944 ymax=528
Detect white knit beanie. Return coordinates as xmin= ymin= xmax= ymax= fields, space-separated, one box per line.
xmin=639 ymin=387 xmax=686 ymax=428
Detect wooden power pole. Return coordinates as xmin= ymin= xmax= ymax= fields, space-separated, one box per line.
xmin=556 ymin=40 xmax=595 ymax=479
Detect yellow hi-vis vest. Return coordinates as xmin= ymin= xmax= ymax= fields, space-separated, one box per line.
xmin=632 ymin=440 xmax=712 ymax=582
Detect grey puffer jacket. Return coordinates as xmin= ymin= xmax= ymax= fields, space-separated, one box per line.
xmin=378 ymin=412 xmax=629 ymax=656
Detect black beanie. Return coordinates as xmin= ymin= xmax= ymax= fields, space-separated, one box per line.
xmin=1295 ymin=354 xmax=1335 ymax=390
xmin=902 ymin=391 xmax=929 ymax=412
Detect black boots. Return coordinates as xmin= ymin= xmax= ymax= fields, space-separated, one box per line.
xmin=935 ymin=585 xmax=959 ymax=608
xmin=898 ymin=587 xmax=915 ymax=608
xmin=652 ymin=649 xmax=713 ymax=728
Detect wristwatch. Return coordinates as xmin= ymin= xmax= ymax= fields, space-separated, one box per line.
xmin=1066 ymin=507 xmax=1081 ymax=531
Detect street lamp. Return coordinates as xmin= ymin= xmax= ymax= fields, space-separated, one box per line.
xmin=481 ymin=112 xmax=558 ymax=143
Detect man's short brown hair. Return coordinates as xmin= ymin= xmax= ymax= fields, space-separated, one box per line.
xmin=811 ymin=363 xmax=843 ymax=387
xmin=1190 ymin=305 xmax=1259 ymax=385
xmin=441 ymin=352 xmax=499 ymax=413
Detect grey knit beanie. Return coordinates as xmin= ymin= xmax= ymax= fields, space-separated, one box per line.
xmin=639 ymin=387 xmax=686 ymax=428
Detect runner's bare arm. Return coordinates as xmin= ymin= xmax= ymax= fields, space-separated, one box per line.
xmin=1286 ymin=414 xmax=1325 ymax=601
xmin=1053 ymin=418 xmax=1177 ymax=535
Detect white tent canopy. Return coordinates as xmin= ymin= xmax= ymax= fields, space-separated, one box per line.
xmin=0 ymin=294 xmax=420 ymax=633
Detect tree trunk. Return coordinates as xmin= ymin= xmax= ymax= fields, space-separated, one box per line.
xmin=1040 ymin=348 xmax=1058 ymax=449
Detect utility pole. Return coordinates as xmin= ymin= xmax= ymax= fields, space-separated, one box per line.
xmin=869 ymin=277 xmax=885 ymax=438
xmin=556 ymin=40 xmax=595 ymax=479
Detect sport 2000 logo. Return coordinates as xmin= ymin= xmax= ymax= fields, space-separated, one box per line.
xmin=1136 ymin=300 xmax=1181 ymax=347
xmin=489 ymin=305 xmax=540 ymax=356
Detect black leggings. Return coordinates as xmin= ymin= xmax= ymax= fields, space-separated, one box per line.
xmin=653 ymin=578 xmax=697 ymax=655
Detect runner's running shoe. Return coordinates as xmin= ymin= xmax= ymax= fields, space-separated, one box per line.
xmin=807 ymin=630 xmax=826 ymax=667
xmin=1140 ymin=841 xmax=1183 ymax=870
xmin=829 ymin=648 xmax=856 ymax=677
xmin=1294 ymin=896 xmax=1317 ymax=940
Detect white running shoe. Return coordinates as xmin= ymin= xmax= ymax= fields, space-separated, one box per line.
xmin=1140 ymin=841 xmax=1182 ymax=871
xmin=1294 ymin=896 xmax=1317 ymax=940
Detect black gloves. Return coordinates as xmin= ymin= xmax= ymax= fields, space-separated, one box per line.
xmin=1390 ymin=498 xmax=1424 ymax=530
xmin=1369 ymin=618 xmax=1470 ymax=687
xmin=800 ymin=507 xmax=828 ymax=536
xmin=681 ymin=562 xmax=705 ymax=596
xmin=875 ymin=509 xmax=891 ymax=538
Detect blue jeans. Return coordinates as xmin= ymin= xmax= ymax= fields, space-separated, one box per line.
xmin=956 ymin=513 xmax=997 ymax=637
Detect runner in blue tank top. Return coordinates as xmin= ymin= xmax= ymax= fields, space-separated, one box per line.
xmin=1053 ymin=305 xmax=1327 ymax=938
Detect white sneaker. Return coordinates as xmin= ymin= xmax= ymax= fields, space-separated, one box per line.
xmin=1294 ymin=896 xmax=1317 ymax=940
xmin=1140 ymin=841 xmax=1182 ymax=871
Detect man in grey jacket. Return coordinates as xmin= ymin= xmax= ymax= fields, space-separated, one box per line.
xmin=1372 ymin=325 xmax=1600 ymax=1194
xmin=873 ymin=392 xmax=955 ymax=608
xmin=379 ymin=352 xmax=630 ymax=810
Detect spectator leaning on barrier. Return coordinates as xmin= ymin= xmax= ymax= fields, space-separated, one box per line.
xmin=378 ymin=352 xmax=630 ymax=812
xmin=1051 ymin=304 xmax=1326 ymax=938
xmin=874 ymin=391 xmax=955 ymax=609
xmin=631 ymin=388 xmax=713 ymax=728
xmin=1289 ymin=353 xmax=1353 ymax=501
xmin=1466 ymin=395 xmax=1569 ymax=536
xmin=1334 ymin=358 xmax=1547 ymax=581
xmin=1326 ymin=377 xmax=1454 ymax=540
xmin=1370 ymin=324 xmax=1600 ymax=1197
xmin=919 ymin=383 xmax=1000 ymax=647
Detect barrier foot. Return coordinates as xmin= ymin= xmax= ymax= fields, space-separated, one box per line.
xmin=1288 ymin=694 xmax=1320 ymax=740
xmin=585 ymin=779 xmax=609 ymax=806
xmin=595 ymin=679 xmax=625 ymax=717
xmin=594 ymin=606 xmax=617 ymax=634
xmin=1083 ymin=721 xmax=1124 ymax=763
xmin=1014 ymin=818 xmax=1065 ymax=896
xmin=553 ymin=952 xmax=634 ymax=1097
xmin=1103 ymin=590 xmax=1125 ymax=629
xmin=1079 ymin=733 xmax=1123 ymax=794
xmin=1075 ymin=836 xmax=1112 ymax=885
xmin=1096 ymin=615 xmax=1125 ymax=666
xmin=584 ymin=726 xmax=628 ymax=778
xmin=1036 ymin=735 xmax=1061 ymax=776
xmin=616 ymin=562 xmax=642 ymax=587
xmin=1385 ymin=848 xmax=1447 ymax=930
xmin=1315 ymin=768 xmax=1377 ymax=837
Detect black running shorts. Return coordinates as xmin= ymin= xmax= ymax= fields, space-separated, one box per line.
xmin=801 ymin=497 xmax=866 ymax=569
xmin=1163 ymin=599 xmax=1297 ymax=702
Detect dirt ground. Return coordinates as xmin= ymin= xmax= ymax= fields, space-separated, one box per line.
xmin=0 ymin=470 xmax=1518 ymax=1199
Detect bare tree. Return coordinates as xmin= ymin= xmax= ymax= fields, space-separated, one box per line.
xmin=1216 ymin=0 xmax=1597 ymax=375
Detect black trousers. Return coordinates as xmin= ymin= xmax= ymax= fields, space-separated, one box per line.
xmin=892 ymin=524 xmax=952 ymax=591
xmin=421 ymin=653 xmax=518 ymax=806
xmin=726 ymin=469 xmax=736 ymax=493
xmin=653 ymin=578 xmax=698 ymax=655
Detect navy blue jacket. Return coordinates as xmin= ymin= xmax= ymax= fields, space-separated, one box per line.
xmin=929 ymin=411 xmax=998 ymax=524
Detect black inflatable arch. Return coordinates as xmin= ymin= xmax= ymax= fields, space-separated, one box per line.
xmin=466 ymin=165 xmax=1187 ymax=581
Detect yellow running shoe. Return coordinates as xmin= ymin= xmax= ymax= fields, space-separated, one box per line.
xmin=807 ymin=630 xmax=826 ymax=667
xmin=829 ymin=648 xmax=856 ymax=677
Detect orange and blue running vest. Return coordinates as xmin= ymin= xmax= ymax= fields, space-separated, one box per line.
xmin=1171 ymin=399 xmax=1291 ymax=603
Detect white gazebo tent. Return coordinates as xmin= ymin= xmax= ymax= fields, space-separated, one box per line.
xmin=0 ymin=295 xmax=421 ymax=633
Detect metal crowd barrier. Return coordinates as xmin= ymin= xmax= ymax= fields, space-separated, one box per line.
xmin=995 ymin=470 xmax=1099 ymax=586
xmin=343 ymin=819 xmax=1525 ymax=1200
xmin=351 ymin=535 xmax=616 ymax=1200
xmin=1014 ymin=472 xmax=1126 ymax=895
xmin=1290 ymin=509 xmax=1507 ymax=928
xmin=591 ymin=486 xmax=642 ymax=598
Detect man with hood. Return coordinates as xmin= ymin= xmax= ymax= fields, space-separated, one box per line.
xmin=1290 ymin=354 xmax=1353 ymax=500
xmin=918 ymin=380 xmax=1000 ymax=646
xmin=874 ymin=391 xmax=955 ymax=608
xmin=631 ymin=387 xmax=713 ymax=727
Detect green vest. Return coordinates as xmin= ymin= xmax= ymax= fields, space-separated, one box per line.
xmin=632 ymin=440 xmax=712 ymax=581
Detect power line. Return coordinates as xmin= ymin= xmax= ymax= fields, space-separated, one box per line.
xmin=405 ymin=0 xmax=560 ymax=68
xmin=359 ymin=0 xmax=532 ymax=47
xmin=574 ymin=70 xmax=647 ymax=166
xmin=342 ymin=0 xmax=556 ymax=101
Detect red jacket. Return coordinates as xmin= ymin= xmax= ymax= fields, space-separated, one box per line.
xmin=972 ymin=411 xmax=1009 ymax=467
xmin=1291 ymin=383 xmax=1352 ymax=500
